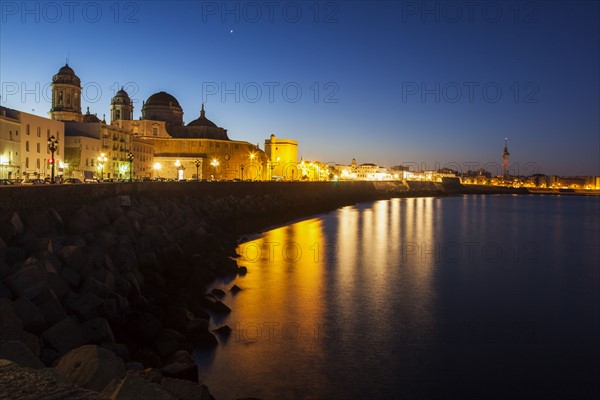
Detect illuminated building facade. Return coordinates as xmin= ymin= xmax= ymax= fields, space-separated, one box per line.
xmin=113 ymin=89 xmax=268 ymax=180
xmin=20 ymin=110 xmax=65 ymax=179
xmin=0 ymin=107 xmax=21 ymax=179
xmin=264 ymin=134 xmax=298 ymax=180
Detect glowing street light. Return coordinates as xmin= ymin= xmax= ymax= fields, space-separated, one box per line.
xmin=153 ymin=162 xmax=162 ymax=179
xmin=47 ymin=135 xmax=58 ymax=184
xmin=126 ymin=152 xmax=134 ymax=182
xmin=210 ymin=158 xmax=219 ymax=180
xmin=194 ymin=159 xmax=201 ymax=181
xmin=97 ymin=152 xmax=108 ymax=181
xmin=248 ymin=152 xmax=256 ymax=180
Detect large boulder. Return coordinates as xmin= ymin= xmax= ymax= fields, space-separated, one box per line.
xmin=55 ymin=345 xmax=126 ymax=392
xmin=42 ymin=317 xmax=86 ymax=354
xmin=160 ymin=377 xmax=213 ymax=400
xmin=81 ymin=318 xmax=115 ymax=344
xmin=3 ymin=265 xmax=49 ymax=300
xmin=58 ymin=245 xmax=86 ymax=271
xmin=0 ymin=340 xmax=44 ymax=369
xmin=33 ymin=289 xmax=67 ymax=326
xmin=187 ymin=319 xmax=218 ymax=349
xmin=160 ymin=350 xmax=198 ymax=382
xmin=0 ymin=359 xmax=102 ymax=399
xmin=12 ymin=297 xmax=45 ymax=333
xmin=103 ymin=374 xmax=176 ymax=400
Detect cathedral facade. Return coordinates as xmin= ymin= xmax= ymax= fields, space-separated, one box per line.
xmin=50 ymin=64 xmax=269 ymax=180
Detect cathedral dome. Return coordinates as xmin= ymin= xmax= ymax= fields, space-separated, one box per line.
xmin=111 ymin=88 xmax=131 ymax=105
xmin=187 ymin=104 xmax=217 ymax=128
xmin=145 ymin=92 xmax=181 ymax=108
xmin=58 ymin=64 xmax=75 ymax=75
xmin=142 ymin=91 xmax=184 ymax=126
xmin=53 ymin=63 xmax=80 ymax=86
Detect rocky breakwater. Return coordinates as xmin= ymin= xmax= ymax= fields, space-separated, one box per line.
xmin=0 ymin=183 xmax=386 ymax=399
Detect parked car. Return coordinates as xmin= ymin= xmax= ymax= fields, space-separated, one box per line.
xmin=20 ymin=179 xmax=46 ymax=185
xmin=0 ymin=179 xmax=14 ymax=185
xmin=64 ymin=178 xmax=82 ymax=184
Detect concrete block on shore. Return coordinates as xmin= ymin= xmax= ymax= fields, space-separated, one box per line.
xmin=33 ymin=289 xmax=67 ymax=327
xmin=3 ymin=265 xmax=49 ymax=300
xmin=161 ymin=377 xmax=213 ymax=400
xmin=82 ymin=318 xmax=116 ymax=344
xmin=10 ymin=212 xmax=24 ymax=235
xmin=55 ymin=344 xmax=126 ymax=392
xmin=104 ymin=374 xmax=176 ymax=400
xmin=0 ymin=359 xmax=102 ymax=399
xmin=13 ymin=297 xmax=46 ymax=334
xmin=42 ymin=317 xmax=86 ymax=355
xmin=58 ymin=245 xmax=86 ymax=271
xmin=0 ymin=340 xmax=44 ymax=369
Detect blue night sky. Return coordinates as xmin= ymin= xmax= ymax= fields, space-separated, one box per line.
xmin=1 ymin=1 xmax=598 ymax=175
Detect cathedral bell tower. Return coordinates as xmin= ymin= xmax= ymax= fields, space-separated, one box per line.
xmin=49 ymin=63 xmax=83 ymax=122
xmin=110 ymin=87 xmax=133 ymax=123
xmin=502 ymin=138 xmax=510 ymax=178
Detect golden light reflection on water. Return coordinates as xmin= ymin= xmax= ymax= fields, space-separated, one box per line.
xmin=202 ymin=199 xmax=438 ymax=399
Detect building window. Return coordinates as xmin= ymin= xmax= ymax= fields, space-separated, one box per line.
xmin=25 ymin=141 xmax=29 ymax=151
xmin=26 ymin=124 xmax=30 ymax=135
xmin=37 ymin=127 xmax=41 ymax=137
xmin=47 ymin=129 xmax=50 ymax=138
xmin=9 ymin=130 xmax=12 ymax=140
xmin=36 ymin=143 xmax=40 ymax=153
xmin=36 ymin=159 xmax=40 ymax=169
xmin=25 ymin=157 xmax=29 ymax=168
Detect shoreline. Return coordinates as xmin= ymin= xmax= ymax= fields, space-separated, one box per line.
xmin=0 ymin=184 xmax=597 ymax=399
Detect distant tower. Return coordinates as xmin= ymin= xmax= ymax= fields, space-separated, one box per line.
xmin=110 ymin=87 xmax=133 ymax=123
xmin=49 ymin=63 xmax=83 ymax=122
xmin=502 ymin=138 xmax=510 ymax=177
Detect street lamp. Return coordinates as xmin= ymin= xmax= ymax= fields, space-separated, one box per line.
xmin=241 ymin=164 xmax=244 ymax=181
xmin=210 ymin=159 xmax=219 ymax=180
xmin=194 ymin=159 xmax=201 ymax=181
xmin=97 ymin=152 xmax=108 ymax=181
xmin=127 ymin=152 xmax=134 ymax=182
xmin=47 ymin=135 xmax=58 ymax=184
xmin=249 ymin=152 xmax=256 ymax=180
xmin=174 ymin=160 xmax=185 ymax=181
xmin=153 ymin=162 xmax=162 ymax=179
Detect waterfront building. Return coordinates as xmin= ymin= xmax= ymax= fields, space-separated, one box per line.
xmin=0 ymin=107 xmax=21 ymax=179
xmin=114 ymin=90 xmax=268 ymax=180
xmin=264 ymin=134 xmax=298 ymax=180
xmin=336 ymin=159 xmax=392 ymax=181
xmin=19 ymin=110 xmax=65 ymax=179
xmin=502 ymin=137 xmax=510 ymax=177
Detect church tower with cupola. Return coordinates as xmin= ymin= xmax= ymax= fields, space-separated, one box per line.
xmin=110 ymin=87 xmax=133 ymax=122
xmin=502 ymin=138 xmax=510 ymax=177
xmin=49 ymin=63 xmax=83 ymax=122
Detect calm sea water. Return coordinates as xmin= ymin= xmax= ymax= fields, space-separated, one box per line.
xmin=196 ymin=195 xmax=600 ymax=400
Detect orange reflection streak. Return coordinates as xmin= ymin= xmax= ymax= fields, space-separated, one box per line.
xmin=229 ymin=217 xmax=328 ymax=393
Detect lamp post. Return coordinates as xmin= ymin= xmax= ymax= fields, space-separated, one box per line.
xmin=194 ymin=159 xmax=201 ymax=181
xmin=153 ymin=162 xmax=162 ymax=179
xmin=174 ymin=160 xmax=185 ymax=181
xmin=127 ymin=152 xmax=134 ymax=182
xmin=47 ymin=135 xmax=58 ymax=184
xmin=241 ymin=164 xmax=244 ymax=181
xmin=210 ymin=159 xmax=219 ymax=181
xmin=97 ymin=153 xmax=108 ymax=181
xmin=249 ymin=152 xmax=255 ymax=181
